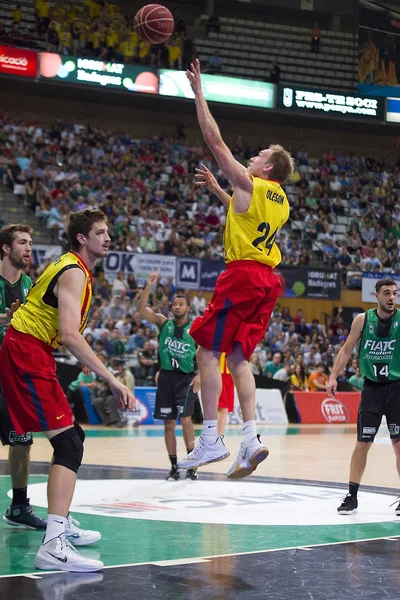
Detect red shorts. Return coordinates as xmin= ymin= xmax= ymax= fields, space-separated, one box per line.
xmin=218 ymin=373 xmax=234 ymax=412
xmin=0 ymin=327 xmax=74 ymax=434
xmin=190 ymin=261 xmax=281 ymax=361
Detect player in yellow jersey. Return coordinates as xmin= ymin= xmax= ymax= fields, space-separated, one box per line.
xmin=179 ymin=60 xmax=294 ymax=479
xmin=0 ymin=209 xmax=135 ymax=572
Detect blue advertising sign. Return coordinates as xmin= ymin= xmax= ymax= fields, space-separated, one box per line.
xmin=200 ymin=259 xmax=225 ymax=291
xmin=176 ymin=258 xmax=200 ymax=290
xmin=133 ymin=387 xmax=162 ymax=425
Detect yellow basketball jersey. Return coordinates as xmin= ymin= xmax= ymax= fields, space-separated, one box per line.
xmin=12 ymin=252 xmax=93 ymax=349
xmin=224 ymin=177 xmax=289 ymax=267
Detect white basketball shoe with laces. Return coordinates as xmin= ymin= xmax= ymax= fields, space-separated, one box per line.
xmin=34 ymin=534 xmax=104 ymax=572
xmin=226 ymin=435 xmax=269 ymax=480
xmin=66 ymin=514 xmax=101 ymax=546
xmin=178 ymin=436 xmax=230 ymax=469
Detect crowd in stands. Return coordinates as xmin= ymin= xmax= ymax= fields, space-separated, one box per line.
xmin=2 ymin=114 xmax=400 ymax=280
xmin=247 ymin=303 xmax=363 ymax=392
xmin=1 ymin=1 xmax=196 ymax=70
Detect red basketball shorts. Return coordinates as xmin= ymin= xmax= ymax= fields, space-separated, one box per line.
xmin=218 ymin=373 xmax=234 ymax=412
xmin=0 ymin=327 xmax=74 ymax=434
xmin=190 ymin=260 xmax=281 ymax=361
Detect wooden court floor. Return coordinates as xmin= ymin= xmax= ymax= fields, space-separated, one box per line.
xmin=1 ymin=424 xmax=400 ymax=599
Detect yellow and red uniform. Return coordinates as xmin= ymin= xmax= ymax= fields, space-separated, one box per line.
xmin=190 ymin=177 xmax=289 ymax=360
xmin=0 ymin=252 xmax=92 ymax=433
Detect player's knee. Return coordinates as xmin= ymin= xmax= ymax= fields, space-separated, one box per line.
xmin=197 ymin=347 xmax=218 ymax=368
xmin=74 ymin=421 xmax=85 ymax=444
xmin=50 ymin=427 xmax=84 ymax=474
xmin=355 ymin=440 xmax=373 ymax=453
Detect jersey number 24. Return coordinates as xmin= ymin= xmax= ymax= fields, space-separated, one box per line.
xmin=252 ymin=222 xmax=277 ymax=254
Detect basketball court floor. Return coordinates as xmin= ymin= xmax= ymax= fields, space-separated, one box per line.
xmin=1 ymin=423 xmax=400 ymax=599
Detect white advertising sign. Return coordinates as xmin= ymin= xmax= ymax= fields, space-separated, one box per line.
xmin=228 ymin=388 xmax=288 ymax=425
xmin=361 ymin=272 xmax=400 ymax=303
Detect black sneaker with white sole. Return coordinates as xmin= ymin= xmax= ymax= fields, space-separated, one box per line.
xmin=337 ymin=494 xmax=358 ymax=514
xmin=4 ymin=502 xmax=46 ymax=530
xmin=185 ymin=469 xmax=198 ymax=481
xmin=166 ymin=467 xmax=180 ymax=481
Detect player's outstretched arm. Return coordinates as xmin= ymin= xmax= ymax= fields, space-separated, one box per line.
xmin=187 ymin=60 xmax=251 ymax=192
xmin=195 ymin=164 xmax=231 ymax=207
xmin=57 ymin=268 xmax=135 ymax=409
xmin=326 ymin=313 xmax=365 ymax=396
xmin=137 ymin=269 xmax=167 ymax=327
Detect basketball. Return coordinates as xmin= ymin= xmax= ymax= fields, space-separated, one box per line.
xmin=134 ymin=4 xmax=174 ymax=45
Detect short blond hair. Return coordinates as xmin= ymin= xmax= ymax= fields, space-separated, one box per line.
xmin=266 ymin=144 xmax=295 ymax=184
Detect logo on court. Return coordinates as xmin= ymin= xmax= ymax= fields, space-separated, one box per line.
xmin=24 ymin=479 xmax=398 ymax=527
xmin=321 ymin=398 xmax=349 ymax=423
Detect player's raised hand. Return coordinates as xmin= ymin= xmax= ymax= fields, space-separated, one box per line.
xmin=195 ymin=164 xmax=219 ymax=193
xmin=147 ymin=269 xmax=160 ymax=287
xmin=186 ymin=59 xmax=202 ymax=95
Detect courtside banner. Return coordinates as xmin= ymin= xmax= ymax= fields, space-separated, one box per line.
xmin=0 ymin=45 xmax=38 ymax=78
xmin=275 ymin=267 xmax=341 ymax=299
xmin=200 ymin=259 xmax=225 ymax=290
xmin=31 ymin=244 xmax=62 ymax=267
xmin=132 ymin=387 xmax=163 ymax=425
xmin=228 ymin=389 xmax=288 ymax=425
xmin=104 ymin=252 xmax=176 ymax=286
xmin=39 ymin=53 xmax=159 ymax=94
xmin=160 ymin=70 xmax=275 ymax=109
xmin=362 ymin=272 xmax=400 ymax=303
xmin=294 ymin=392 xmax=361 ymax=424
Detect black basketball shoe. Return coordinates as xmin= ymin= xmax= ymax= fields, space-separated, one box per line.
xmin=166 ymin=467 xmax=180 ymax=481
xmin=185 ymin=469 xmax=198 ymax=481
xmin=337 ymin=494 xmax=358 ymax=514
xmin=4 ymin=501 xmax=46 ymax=529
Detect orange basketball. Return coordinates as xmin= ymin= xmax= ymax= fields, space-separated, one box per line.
xmin=134 ymin=4 xmax=174 ymax=45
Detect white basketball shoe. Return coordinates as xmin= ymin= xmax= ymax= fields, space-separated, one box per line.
xmin=178 ymin=436 xmax=230 ymax=469
xmin=34 ymin=534 xmax=104 ymax=572
xmin=226 ymin=435 xmax=269 ymax=480
xmin=66 ymin=514 xmax=101 ymax=546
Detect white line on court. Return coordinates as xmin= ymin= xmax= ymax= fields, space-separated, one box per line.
xmin=1 ymin=534 xmax=399 ymax=579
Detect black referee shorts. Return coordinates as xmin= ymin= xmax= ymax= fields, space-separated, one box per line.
xmin=357 ymin=379 xmax=400 ymax=442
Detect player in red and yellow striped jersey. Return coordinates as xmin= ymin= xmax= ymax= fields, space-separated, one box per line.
xmin=179 ymin=60 xmax=294 ymax=480
xmin=0 ymin=209 xmax=135 ymax=572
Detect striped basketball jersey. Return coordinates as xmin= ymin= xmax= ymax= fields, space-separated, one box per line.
xmin=11 ymin=252 xmax=92 ymax=349
xmin=224 ymin=177 xmax=289 ymax=267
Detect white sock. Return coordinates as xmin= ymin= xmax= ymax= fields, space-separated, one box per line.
xmin=202 ymin=420 xmax=219 ymax=444
xmin=243 ymin=420 xmax=257 ymax=445
xmin=44 ymin=514 xmax=67 ymax=544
